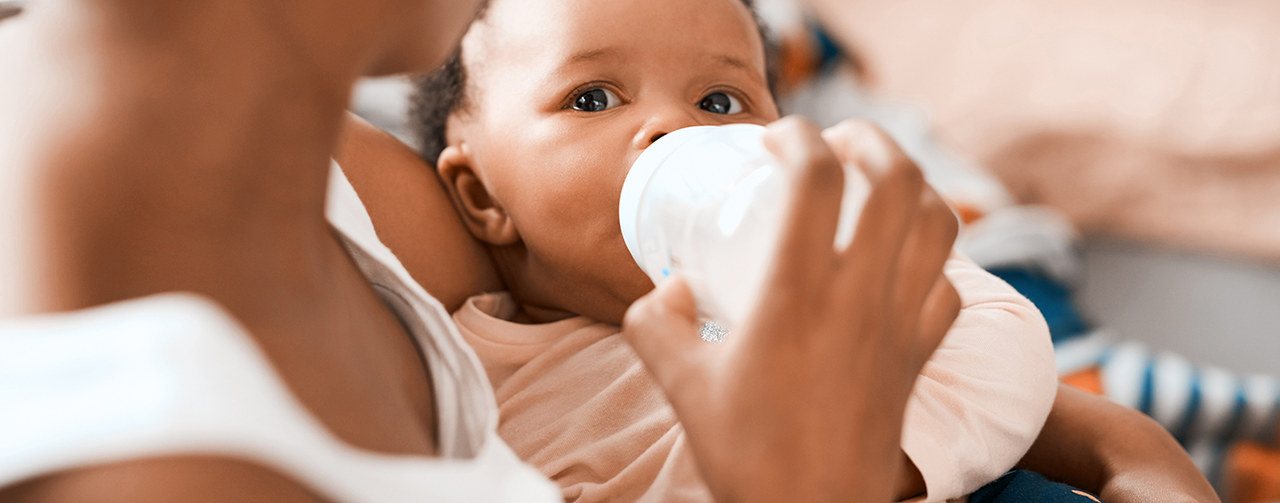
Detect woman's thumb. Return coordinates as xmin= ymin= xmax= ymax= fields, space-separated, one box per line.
xmin=621 ymin=275 xmax=710 ymax=393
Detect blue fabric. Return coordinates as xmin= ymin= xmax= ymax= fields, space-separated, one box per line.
xmin=970 ymin=471 xmax=1101 ymax=503
xmin=1171 ymin=367 xmax=1203 ymax=445
xmin=987 ymin=267 xmax=1092 ymax=345
xmin=1137 ymin=354 xmax=1156 ymax=416
xmin=810 ymin=23 xmax=844 ymax=71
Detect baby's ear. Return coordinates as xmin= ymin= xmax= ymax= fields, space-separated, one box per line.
xmin=436 ymin=144 xmax=520 ymax=246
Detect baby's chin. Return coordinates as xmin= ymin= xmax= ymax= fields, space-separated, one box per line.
xmin=606 ymin=281 xmax=660 ymax=325
xmin=514 ymin=252 xmax=656 ymax=324
xmin=509 ymin=282 xmax=644 ymax=326
xmin=572 ymin=281 xmax=656 ymax=326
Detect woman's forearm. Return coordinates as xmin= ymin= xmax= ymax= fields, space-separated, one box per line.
xmin=334 ymin=113 xmax=503 ymax=311
xmin=1018 ymin=384 xmax=1220 ymax=503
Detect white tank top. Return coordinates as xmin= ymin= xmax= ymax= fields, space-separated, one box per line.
xmin=0 ymin=164 xmax=559 ymax=502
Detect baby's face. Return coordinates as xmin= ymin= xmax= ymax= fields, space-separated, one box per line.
xmin=448 ymin=0 xmax=779 ymax=323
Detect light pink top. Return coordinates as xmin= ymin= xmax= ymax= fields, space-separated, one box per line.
xmin=454 ymin=253 xmax=1057 ymax=502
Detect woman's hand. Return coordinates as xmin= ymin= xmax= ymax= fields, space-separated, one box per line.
xmin=621 ymin=117 xmax=961 ymax=502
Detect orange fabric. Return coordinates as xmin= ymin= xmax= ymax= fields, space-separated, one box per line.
xmin=777 ymin=32 xmax=819 ymax=94
xmin=1227 ymin=442 xmax=1280 ymax=503
xmin=952 ymin=203 xmax=986 ymax=226
xmin=1058 ymin=367 xmax=1104 ymax=395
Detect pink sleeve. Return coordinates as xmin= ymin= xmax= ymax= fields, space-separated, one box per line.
xmin=900 ymin=252 xmax=1057 ymax=502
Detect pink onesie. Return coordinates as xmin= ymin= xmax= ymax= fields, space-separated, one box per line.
xmin=454 ymin=253 xmax=1056 ymax=502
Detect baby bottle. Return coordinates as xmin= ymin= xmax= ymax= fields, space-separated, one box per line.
xmin=619 ymin=124 xmax=868 ymax=338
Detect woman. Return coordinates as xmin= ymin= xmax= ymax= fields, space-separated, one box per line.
xmin=0 ymin=0 xmax=961 ymax=500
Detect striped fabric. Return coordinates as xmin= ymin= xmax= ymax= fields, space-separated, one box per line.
xmin=961 ymin=205 xmax=1280 ymax=493
xmin=1099 ymin=341 xmax=1280 ymax=481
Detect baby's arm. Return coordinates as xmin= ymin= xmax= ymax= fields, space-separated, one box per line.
xmin=900 ymin=251 xmax=1058 ymax=501
xmin=334 ymin=114 xmax=503 ymax=311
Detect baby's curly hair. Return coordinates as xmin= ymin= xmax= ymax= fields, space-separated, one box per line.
xmin=409 ymin=0 xmax=777 ymax=165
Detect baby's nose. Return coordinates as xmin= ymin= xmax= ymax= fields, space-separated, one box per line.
xmin=633 ymin=102 xmax=702 ymax=150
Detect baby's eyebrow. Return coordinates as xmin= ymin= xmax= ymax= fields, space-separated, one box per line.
xmin=707 ymin=54 xmax=767 ymax=82
xmin=561 ymin=47 xmax=624 ymax=68
xmin=711 ymin=55 xmax=753 ymax=73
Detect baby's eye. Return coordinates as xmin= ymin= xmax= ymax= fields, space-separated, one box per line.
xmin=698 ymin=92 xmax=742 ymax=115
xmin=572 ymin=88 xmax=621 ymax=112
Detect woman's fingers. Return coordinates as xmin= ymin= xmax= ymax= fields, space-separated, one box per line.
xmin=825 ymin=121 xmax=927 ymax=290
xmin=623 ymin=117 xmax=963 ymax=501
xmin=761 ymin=117 xmax=845 ymax=287
xmin=620 ymin=276 xmax=714 ymax=406
xmin=889 ymin=188 xmax=960 ymax=333
xmin=821 ymin=120 xmax=897 ymax=182
xmin=818 ymin=120 xmax=959 ymax=361
xmin=916 ymin=276 xmax=962 ymax=364
xmin=821 ymin=122 xmax=947 ymax=323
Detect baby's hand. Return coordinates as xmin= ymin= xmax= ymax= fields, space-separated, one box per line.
xmin=621 ymin=117 xmax=960 ymax=502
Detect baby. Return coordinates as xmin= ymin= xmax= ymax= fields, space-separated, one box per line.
xmin=408 ymin=0 xmax=1056 ymax=500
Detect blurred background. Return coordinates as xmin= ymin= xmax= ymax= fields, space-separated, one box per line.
xmin=802 ymin=0 xmax=1280 ymax=386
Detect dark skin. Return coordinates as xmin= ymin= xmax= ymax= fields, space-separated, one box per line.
xmin=333 ymin=115 xmax=504 ymax=313
xmin=1 ymin=0 xmax=473 ymax=499
xmin=337 ymin=115 xmax=1219 ymax=502
xmin=1020 ymin=386 xmax=1220 ymax=503
xmin=0 ymin=1 xmax=961 ymax=501
xmin=0 ymin=0 xmax=1217 ymax=499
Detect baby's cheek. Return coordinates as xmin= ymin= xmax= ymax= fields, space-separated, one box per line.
xmin=513 ymin=178 xmax=619 ymax=260
xmin=523 ymin=160 xmax=620 ymax=229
